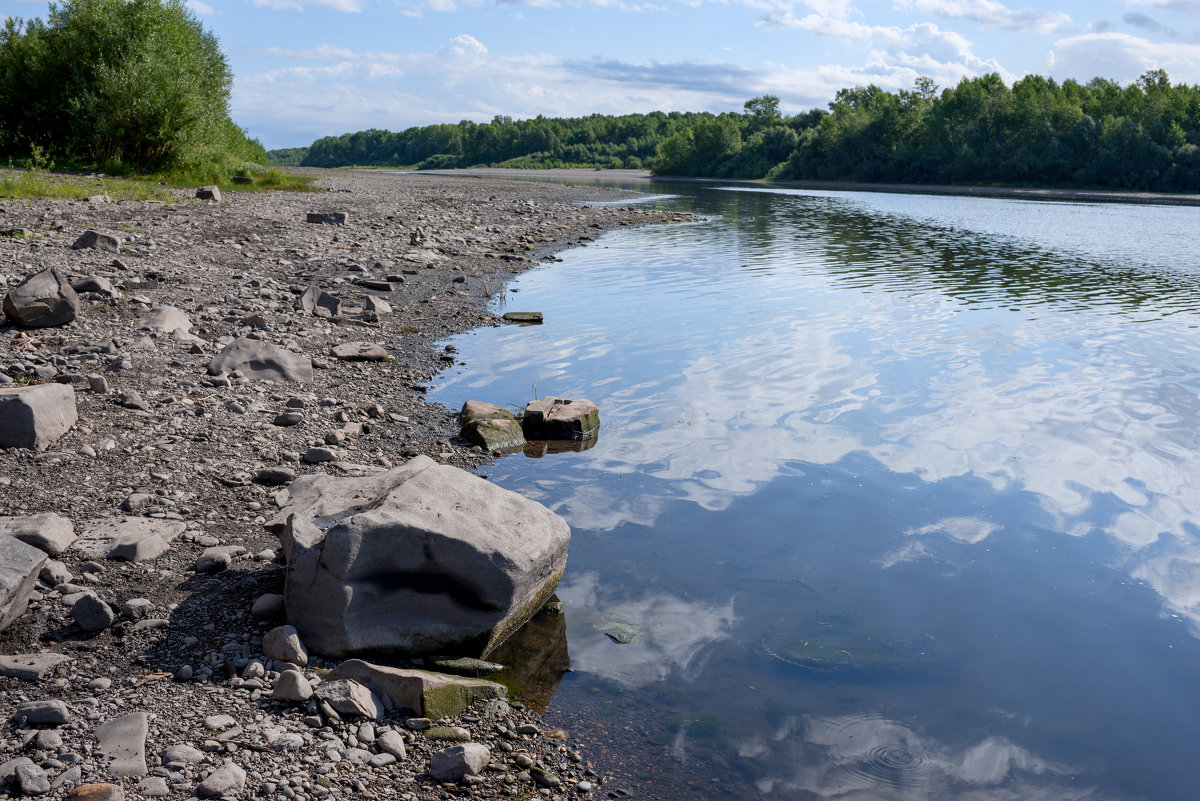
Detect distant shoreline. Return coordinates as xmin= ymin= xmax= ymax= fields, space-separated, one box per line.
xmin=414 ymin=167 xmax=1200 ymax=207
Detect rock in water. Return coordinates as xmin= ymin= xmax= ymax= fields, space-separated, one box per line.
xmin=522 ymin=397 xmax=600 ymax=439
xmin=268 ymin=455 xmax=569 ymax=657
xmin=461 ymin=418 xmax=526 ymax=452
xmin=0 ymin=536 xmax=48 ymax=631
xmin=3 ymin=268 xmax=79 ymax=328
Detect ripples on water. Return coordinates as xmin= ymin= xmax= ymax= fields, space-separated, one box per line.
xmin=431 ymin=183 xmax=1200 ymax=800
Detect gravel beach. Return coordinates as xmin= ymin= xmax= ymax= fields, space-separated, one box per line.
xmin=0 ymin=167 xmax=693 ymax=801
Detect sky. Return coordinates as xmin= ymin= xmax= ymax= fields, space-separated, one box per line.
xmin=3 ymin=0 xmax=1200 ymax=149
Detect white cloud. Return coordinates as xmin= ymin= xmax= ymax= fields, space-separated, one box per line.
xmin=1048 ymin=31 xmax=1200 ymax=82
xmin=186 ymin=0 xmax=215 ymax=13
xmin=1129 ymin=0 xmax=1200 ymax=12
xmin=899 ymin=0 xmax=1070 ymax=34
xmin=251 ymin=0 xmax=365 ymax=11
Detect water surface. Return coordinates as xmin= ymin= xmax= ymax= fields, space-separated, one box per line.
xmin=431 ymin=182 xmax=1200 ymax=800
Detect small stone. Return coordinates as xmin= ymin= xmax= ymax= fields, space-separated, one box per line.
xmin=72 ymin=594 xmax=115 ymax=631
xmin=303 ymin=446 xmax=337 ymax=463
xmin=137 ymin=776 xmax=169 ymax=797
xmin=15 ymin=699 xmax=70 ymax=726
xmin=263 ymin=624 xmax=308 ymax=667
xmin=255 ymin=467 xmax=295 ymax=486
xmin=72 ymin=230 xmax=119 ymax=252
xmin=196 ymin=186 xmax=221 ymax=202
xmin=251 ymin=593 xmax=285 ymax=619
xmin=425 ymin=726 xmax=471 ymax=742
xmin=273 ymin=669 xmax=313 ymax=702
xmin=203 ymin=714 xmax=236 ymax=731
xmin=121 ymin=598 xmax=153 ymax=620
xmin=65 ymin=783 xmax=125 ymax=801
xmin=313 ymin=678 xmax=383 ymax=719
xmin=174 ymin=664 xmax=193 ymax=682
xmin=376 ymin=730 xmax=407 ymax=760
xmin=196 ymin=762 xmax=247 ymax=797
xmin=16 ymin=763 xmax=51 ymax=795
xmin=428 ymin=743 xmax=490 ymax=782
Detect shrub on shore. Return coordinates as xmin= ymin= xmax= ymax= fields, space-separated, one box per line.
xmin=0 ymin=0 xmax=265 ymax=177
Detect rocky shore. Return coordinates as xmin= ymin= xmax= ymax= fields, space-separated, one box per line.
xmin=0 ymin=168 xmax=693 ymax=800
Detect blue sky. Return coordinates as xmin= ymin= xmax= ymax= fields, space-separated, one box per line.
xmin=4 ymin=0 xmax=1200 ymax=149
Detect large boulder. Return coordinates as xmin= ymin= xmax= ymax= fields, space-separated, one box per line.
xmin=0 ymin=384 xmax=77 ymax=451
xmin=0 ymin=513 xmax=76 ymax=556
xmin=2 ymin=268 xmax=79 ymax=328
xmin=0 ymin=535 xmax=48 ymax=631
xmin=207 ymin=337 xmax=312 ymax=382
xmin=268 ymin=455 xmax=569 ymax=658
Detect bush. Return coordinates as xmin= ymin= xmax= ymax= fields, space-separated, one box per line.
xmin=0 ymin=0 xmax=252 ymax=172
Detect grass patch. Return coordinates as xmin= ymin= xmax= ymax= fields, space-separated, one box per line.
xmin=0 ymin=169 xmax=175 ymax=202
xmin=157 ymin=163 xmax=319 ymax=193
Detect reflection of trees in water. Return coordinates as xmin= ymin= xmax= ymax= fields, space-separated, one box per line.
xmin=673 ymin=185 xmax=1200 ymax=318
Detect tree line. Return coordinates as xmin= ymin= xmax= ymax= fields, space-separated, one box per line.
xmin=273 ymin=70 xmax=1200 ymax=193
xmin=0 ymin=0 xmax=266 ymax=177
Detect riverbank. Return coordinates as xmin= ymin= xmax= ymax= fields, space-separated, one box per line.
xmin=0 ymin=167 xmax=692 ymax=799
xmin=426 ymin=167 xmax=1200 ymax=206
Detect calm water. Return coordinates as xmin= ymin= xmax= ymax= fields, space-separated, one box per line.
xmin=429 ymin=181 xmax=1200 ymax=801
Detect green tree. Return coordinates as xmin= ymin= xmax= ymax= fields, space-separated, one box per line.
xmin=0 ymin=0 xmax=254 ymax=171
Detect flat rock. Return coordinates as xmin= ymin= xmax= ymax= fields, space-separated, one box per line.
xmin=0 ymin=383 xmax=78 ymax=451
xmin=135 ymin=305 xmax=191 ymax=336
xmin=76 ymin=517 xmax=186 ymax=562
xmin=0 ymin=653 xmax=72 ymax=681
xmin=0 ymin=512 xmax=75 ymax=556
xmin=306 ymin=212 xmax=348 ymax=225
xmin=3 ymin=268 xmax=80 ymax=327
xmin=428 ymin=743 xmax=491 ymax=782
xmin=331 ymin=342 xmax=389 ymax=362
xmin=325 ymin=660 xmax=506 ymax=720
xmin=207 ymin=337 xmax=313 ymax=382
xmin=71 ymin=230 xmax=120 ymax=252
xmin=94 ymin=712 xmax=148 ymax=777
xmin=460 ymin=418 xmax=526 ymax=452
xmin=459 ymin=400 xmax=517 ymax=426
xmin=502 ymin=311 xmax=543 ymax=323
xmin=270 ymin=455 xmax=569 ymax=658
xmin=0 ymin=535 xmax=48 ymax=631
xmin=66 ymin=784 xmax=125 ymax=801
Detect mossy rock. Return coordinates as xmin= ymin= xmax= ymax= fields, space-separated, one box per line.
xmin=460 ymin=418 xmax=526 ymax=451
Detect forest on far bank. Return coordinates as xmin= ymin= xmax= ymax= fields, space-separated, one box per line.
xmin=270 ymin=70 xmax=1200 ymax=193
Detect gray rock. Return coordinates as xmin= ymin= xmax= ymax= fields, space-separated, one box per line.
xmin=502 ymin=311 xmax=543 ymax=323
xmin=196 ymin=186 xmax=221 ymax=202
xmin=306 ymin=212 xmax=348 ymax=225
xmin=40 ymin=559 xmax=72 ymax=585
xmin=428 ymin=743 xmax=490 ymax=782
xmin=460 ymin=418 xmax=526 ymax=452
xmin=0 ymin=513 xmax=75 ymax=556
xmin=76 ymin=517 xmax=186 ymax=562
xmin=71 ymin=275 xmax=115 ymax=296
xmin=195 ymin=762 xmax=246 ymax=797
xmin=263 ymin=624 xmax=308 ymax=666
xmin=255 ymin=467 xmax=296 ymax=486
xmin=15 ymin=762 xmax=50 ymax=795
xmin=377 ymin=730 xmax=407 ymax=760
xmin=522 ymin=397 xmax=600 ymax=439
xmin=161 ymin=744 xmax=203 ymax=765
xmin=325 ymin=660 xmax=506 ymax=720
xmin=94 ymin=712 xmax=148 ymax=777
xmin=302 ymin=446 xmax=337 ymax=463
xmin=270 ymin=455 xmax=569 ymax=658
xmin=250 ymin=592 xmax=285 ymax=620
xmin=0 ymin=383 xmax=78 ymax=451
xmin=272 ymin=669 xmax=313 ymax=702
xmin=137 ymin=776 xmax=169 ymax=797
xmin=0 ymin=757 xmax=34 ymax=783
xmin=71 ymin=230 xmax=120 ymax=252
xmin=3 ymin=268 xmax=80 ymax=327
xmin=0 ymin=535 xmax=48 ymax=631
xmin=195 ymin=545 xmax=244 ymax=573
xmin=312 ymin=678 xmax=383 ymax=720
xmin=72 ymin=594 xmax=115 ymax=631
xmin=269 ymin=732 xmax=305 ymax=751
xmin=207 ymin=337 xmax=313 ymax=382
xmin=62 ymin=782 xmax=124 ymax=800
xmin=14 ymin=699 xmax=69 ymax=726
xmin=0 ymin=653 xmax=72 ymax=681
xmin=331 ymin=342 xmax=389 ymax=362
xmin=135 ymin=305 xmax=191 ymax=336
xmin=121 ymin=598 xmax=153 ymax=620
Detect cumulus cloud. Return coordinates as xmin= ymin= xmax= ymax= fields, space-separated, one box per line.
xmin=898 ymin=0 xmax=1070 ymax=33
xmin=1129 ymin=0 xmax=1200 ymax=12
xmin=186 ymin=0 xmax=215 ymax=13
xmin=1048 ymin=31 xmax=1200 ymax=83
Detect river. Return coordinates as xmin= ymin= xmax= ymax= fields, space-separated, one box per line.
xmin=429 ymin=180 xmax=1200 ymax=801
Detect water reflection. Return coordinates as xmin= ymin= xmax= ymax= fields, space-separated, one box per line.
xmin=431 ymin=182 xmax=1200 ymax=800
xmin=556 ymin=572 xmax=736 ymax=688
